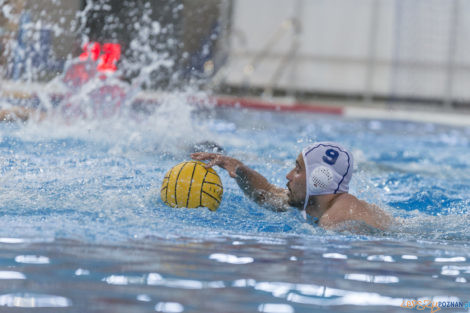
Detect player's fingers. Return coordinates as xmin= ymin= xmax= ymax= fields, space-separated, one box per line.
xmin=204 ymin=158 xmax=218 ymax=169
xmin=191 ymin=152 xmax=213 ymax=160
xmin=190 ymin=152 xmax=203 ymax=159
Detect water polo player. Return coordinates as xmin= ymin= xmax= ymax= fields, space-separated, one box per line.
xmin=192 ymin=141 xmax=392 ymax=231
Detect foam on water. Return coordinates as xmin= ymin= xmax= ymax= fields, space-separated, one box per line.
xmin=1 ymin=101 xmax=470 ymax=244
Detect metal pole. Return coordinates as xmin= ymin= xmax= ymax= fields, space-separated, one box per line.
xmin=444 ymin=0 xmax=459 ymax=108
xmin=365 ymin=0 xmax=379 ymax=105
xmin=287 ymin=0 xmax=302 ymax=98
xmin=389 ymin=0 xmax=404 ymax=108
xmin=264 ymin=0 xmax=302 ymax=98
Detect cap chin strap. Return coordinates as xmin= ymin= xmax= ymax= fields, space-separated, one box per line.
xmin=302 ymin=193 xmax=309 ymax=220
xmin=302 ymin=151 xmax=311 ymax=220
xmin=302 ymin=201 xmax=319 ymax=224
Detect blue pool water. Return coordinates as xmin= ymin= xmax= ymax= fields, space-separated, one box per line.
xmin=0 ymin=97 xmax=470 ymax=312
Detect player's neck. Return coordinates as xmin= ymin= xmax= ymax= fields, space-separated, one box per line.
xmin=305 ymin=194 xmax=341 ymax=219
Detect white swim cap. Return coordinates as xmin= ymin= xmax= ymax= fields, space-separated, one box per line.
xmin=302 ymin=142 xmax=353 ymax=211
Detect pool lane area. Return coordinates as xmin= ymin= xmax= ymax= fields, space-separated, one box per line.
xmin=0 ymin=92 xmax=470 ymax=312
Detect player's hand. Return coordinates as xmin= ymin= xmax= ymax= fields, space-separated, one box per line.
xmin=191 ymin=152 xmax=243 ymax=178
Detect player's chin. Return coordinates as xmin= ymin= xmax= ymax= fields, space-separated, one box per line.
xmin=287 ymin=195 xmax=303 ymax=208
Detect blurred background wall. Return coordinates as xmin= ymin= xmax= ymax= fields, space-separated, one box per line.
xmin=0 ymin=0 xmax=226 ymax=88
xmin=219 ymin=0 xmax=470 ymax=107
xmin=1 ymin=0 xmax=469 ymax=107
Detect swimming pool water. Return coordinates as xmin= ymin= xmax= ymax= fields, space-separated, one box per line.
xmin=0 ymin=98 xmax=470 ymax=312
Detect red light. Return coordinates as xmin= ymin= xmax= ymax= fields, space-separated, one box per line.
xmin=79 ymin=42 xmax=101 ymax=61
xmin=79 ymin=42 xmax=122 ymax=72
xmin=97 ymin=43 xmax=121 ymax=73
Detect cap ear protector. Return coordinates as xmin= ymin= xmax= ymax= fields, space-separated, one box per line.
xmin=308 ymin=166 xmax=333 ymax=194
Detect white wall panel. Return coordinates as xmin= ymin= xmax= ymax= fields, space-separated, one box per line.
xmin=222 ymin=0 xmax=470 ymax=102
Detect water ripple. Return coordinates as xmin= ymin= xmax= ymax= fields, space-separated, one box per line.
xmin=0 ymin=293 xmax=71 ymax=308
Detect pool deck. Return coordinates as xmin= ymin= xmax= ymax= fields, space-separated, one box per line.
xmin=1 ymin=79 xmax=470 ymax=127
xmin=211 ymin=95 xmax=470 ymax=127
xmin=139 ymin=90 xmax=470 ymax=127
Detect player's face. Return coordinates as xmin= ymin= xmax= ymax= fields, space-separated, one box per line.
xmin=286 ymin=153 xmax=306 ymax=208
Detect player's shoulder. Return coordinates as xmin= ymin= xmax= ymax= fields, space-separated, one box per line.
xmin=327 ymin=193 xmax=393 ymax=230
xmin=331 ymin=193 xmax=366 ymax=212
xmin=320 ymin=194 xmax=366 ymax=226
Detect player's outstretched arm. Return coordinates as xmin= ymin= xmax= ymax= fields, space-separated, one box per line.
xmin=191 ymin=152 xmax=288 ymax=211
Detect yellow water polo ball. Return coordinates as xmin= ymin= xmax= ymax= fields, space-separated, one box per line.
xmin=160 ymin=161 xmax=223 ymax=211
